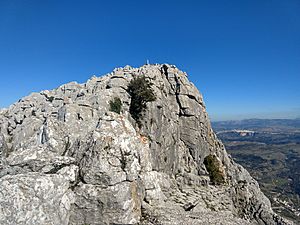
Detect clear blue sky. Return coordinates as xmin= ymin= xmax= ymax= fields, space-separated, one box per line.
xmin=0 ymin=0 xmax=299 ymax=121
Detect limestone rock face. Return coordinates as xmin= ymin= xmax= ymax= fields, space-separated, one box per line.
xmin=0 ymin=64 xmax=292 ymax=225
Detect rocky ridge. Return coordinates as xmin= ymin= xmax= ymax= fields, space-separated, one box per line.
xmin=0 ymin=64 xmax=292 ymax=225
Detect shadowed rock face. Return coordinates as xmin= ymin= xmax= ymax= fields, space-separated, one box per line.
xmin=0 ymin=64 xmax=292 ymax=225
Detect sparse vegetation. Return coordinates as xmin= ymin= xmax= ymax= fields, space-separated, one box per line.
xmin=109 ymin=97 xmax=122 ymax=114
xmin=127 ymin=76 xmax=156 ymax=127
xmin=204 ymin=154 xmax=225 ymax=185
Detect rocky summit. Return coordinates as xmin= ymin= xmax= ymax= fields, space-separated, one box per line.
xmin=0 ymin=64 xmax=292 ymax=225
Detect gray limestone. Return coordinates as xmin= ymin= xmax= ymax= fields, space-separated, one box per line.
xmin=0 ymin=64 xmax=292 ymax=225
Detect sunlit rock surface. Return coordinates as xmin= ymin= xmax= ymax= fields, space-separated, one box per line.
xmin=0 ymin=64 xmax=292 ymax=225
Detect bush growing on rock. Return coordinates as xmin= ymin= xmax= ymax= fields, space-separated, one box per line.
xmin=204 ymin=154 xmax=226 ymax=185
xmin=127 ymin=76 xmax=156 ymax=126
xmin=109 ymin=97 xmax=122 ymax=114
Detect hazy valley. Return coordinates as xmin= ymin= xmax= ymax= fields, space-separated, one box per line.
xmin=213 ymin=119 xmax=300 ymax=223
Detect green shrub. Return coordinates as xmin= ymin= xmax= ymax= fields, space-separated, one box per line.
xmin=109 ymin=97 xmax=122 ymax=114
xmin=127 ymin=76 xmax=156 ymax=127
xmin=204 ymin=154 xmax=225 ymax=185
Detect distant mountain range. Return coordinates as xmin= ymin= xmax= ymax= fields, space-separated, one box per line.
xmin=213 ymin=118 xmax=300 ymax=132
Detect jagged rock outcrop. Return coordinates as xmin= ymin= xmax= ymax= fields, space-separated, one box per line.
xmin=0 ymin=64 xmax=292 ymax=225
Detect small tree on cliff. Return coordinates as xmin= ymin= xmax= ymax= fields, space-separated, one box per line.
xmin=127 ymin=76 xmax=156 ymax=127
xmin=109 ymin=97 xmax=122 ymax=114
xmin=204 ymin=154 xmax=226 ymax=185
